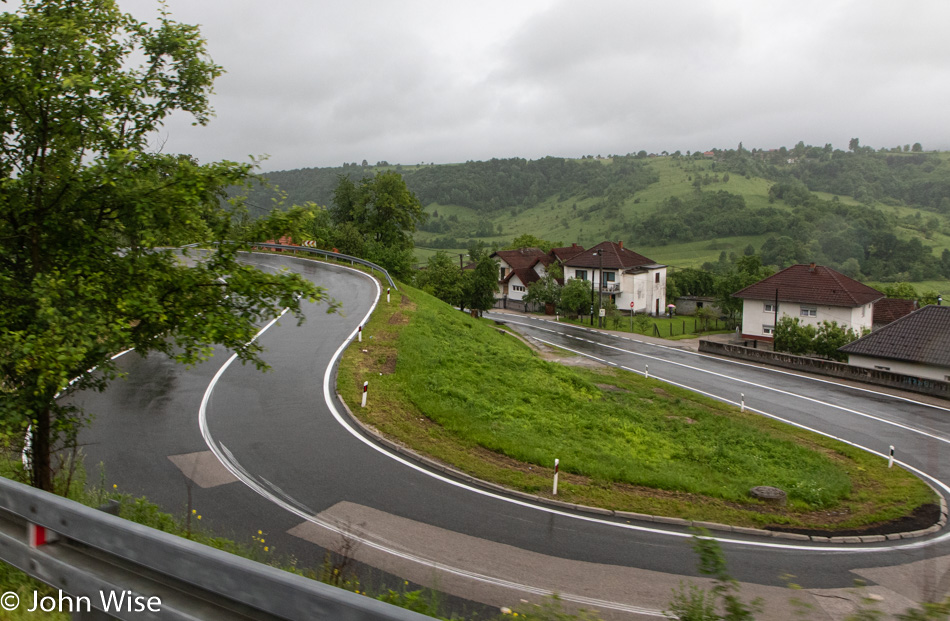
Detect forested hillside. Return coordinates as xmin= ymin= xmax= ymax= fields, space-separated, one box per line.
xmin=246 ymin=143 xmax=950 ymax=285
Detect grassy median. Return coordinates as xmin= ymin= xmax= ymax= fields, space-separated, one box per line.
xmin=338 ymin=282 xmax=935 ymax=531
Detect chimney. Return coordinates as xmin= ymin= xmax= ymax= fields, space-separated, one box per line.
xmin=809 ymin=262 xmax=816 ymax=272
xmin=572 ymin=243 xmax=577 ymax=248
xmin=618 ymin=240 xmax=624 ymax=250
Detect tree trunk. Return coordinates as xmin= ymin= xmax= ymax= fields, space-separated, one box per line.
xmin=32 ymin=408 xmax=53 ymax=492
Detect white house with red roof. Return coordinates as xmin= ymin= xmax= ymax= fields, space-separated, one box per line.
xmin=561 ymin=241 xmax=667 ymax=315
xmin=491 ymin=247 xmax=552 ymax=301
xmin=732 ymin=263 xmax=884 ymax=341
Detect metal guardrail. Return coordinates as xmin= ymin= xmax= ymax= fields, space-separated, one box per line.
xmin=0 ymin=476 xmax=432 ymax=620
xmin=179 ymin=241 xmax=398 ymax=290
xmin=240 ymin=243 xmax=398 ymax=291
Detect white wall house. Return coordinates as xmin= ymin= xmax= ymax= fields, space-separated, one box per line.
xmin=492 ymin=248 xmax=550 ymax=302
xmin=733 ymin=264 xmax=883 ymax=340
xmin=839 ymin=305 xmax=950 ymax=382
xmin=562 ymin=241 xmax=667 ymax=315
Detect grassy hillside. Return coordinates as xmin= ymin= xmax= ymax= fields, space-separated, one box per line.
xmin=337 ymin=280 xmax=934 ymax=531
xmin=251 ymin=148 xmax=950 ymax=291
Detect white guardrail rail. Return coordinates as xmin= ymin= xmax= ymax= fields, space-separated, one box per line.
xmin=0 ymin=475 xmax=433 ymax=620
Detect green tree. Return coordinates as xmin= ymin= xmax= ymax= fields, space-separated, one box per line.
xmin=0 ymin=0 xmax=331 ymax=491
xmin=461 ymin=256 xmax=499 ymax=315
xmin=912 ymin=142 xmax=923 ymax=152
xmin=813 ymin=321 xmax=861 ymax=361
xmin=559 ymin=278 xmax=592 ymax=318
xmin=329 ymin=171 xmax=426 ymax=279
xmin=505 ymin=234 xmax=558 ymax=252
xmin=416 ymin=251 xmax=462 ymax=306
xmin=524 ymin=274 xmax=561 ymax=309
xmin=773 ymin=317 xmax=816 ymax=356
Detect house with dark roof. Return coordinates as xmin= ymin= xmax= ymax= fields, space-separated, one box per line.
xmin=491 ymin=247 xmax=552 ymax=302
xmin=839 ymin=305 xmax=950 ymax=382
xmin=548 ymin=243 xmax=586 ymax=265
xmin=732 ymin=263 xmax=884 ymax=341
xmin=872 ymin=298 xmax=917 ymax=330
xmin=561 ymin=241 xmax=667 ymax=315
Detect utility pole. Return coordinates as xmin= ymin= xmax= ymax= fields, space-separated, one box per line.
xmin=598 ymin=250 xmax=604 ymax=328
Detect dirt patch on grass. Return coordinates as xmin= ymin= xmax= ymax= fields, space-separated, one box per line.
xmin=667 ymin=415 xmax=697 ymax=424
xmin=596 ymin=383 xmax=629 ymax=393
xmin=354 ymin=346 xmax=398 ymax=377
xmin=388 ymin=312 xmax=408 ymax=325
xmin=769 ymin=502 xmax=940 ymax=537
xmin=400 ymin=295 xmax=416 ymax=311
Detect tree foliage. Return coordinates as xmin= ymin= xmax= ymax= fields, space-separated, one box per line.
xmin=329 ymin=171 xmax=426 ymax=280
xmin=524 ymin=273 xmax=561 ymax=307
xmin=461 ymin=256 xmax=499 ymax=314
xmin=415 ymin=251 xmax=462 ymax=306
xmin=0 ymin=0 xmax=330 ymax=491
xmin=559 ymin=278 xmax=592 ymax=317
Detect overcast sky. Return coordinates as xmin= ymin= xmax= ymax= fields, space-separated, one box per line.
xmin=116 ymin=0 xmax=950 ymax=173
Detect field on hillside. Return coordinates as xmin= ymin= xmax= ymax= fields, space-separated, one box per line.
xmin=411 ymin=154 xmax=950 ymax=293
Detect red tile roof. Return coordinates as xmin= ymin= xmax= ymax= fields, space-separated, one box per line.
xmin=563 ymin=241 xmax=658 ymax=270
xmin=492 ymin=248 xmax=550 ymax=270
xmin=732 ymin=264 xmax=884 ymax=308
xmin=872 ymin=298 xmax=917 ymax=326
xmin=505 ymin=267 xmax=543 ymax=287
xmin=549 ymin=244 xmax=586 ymax=263
xmin=840 ymin=305 xmax=950 ymax=367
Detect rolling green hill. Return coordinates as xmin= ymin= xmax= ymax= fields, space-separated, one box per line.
xmin=248 ymin=145 xmax=950 ymax=289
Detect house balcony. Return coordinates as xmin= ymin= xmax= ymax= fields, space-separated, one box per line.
xmin=600 ymin=283 xmax=621 ymax=293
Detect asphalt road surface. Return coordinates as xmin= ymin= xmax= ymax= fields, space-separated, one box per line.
xmin=73 ymin=253 xmax=950 ymax=620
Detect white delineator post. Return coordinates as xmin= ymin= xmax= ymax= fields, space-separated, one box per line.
xmin=741 ymin=393 xmax=745 ymax=412
xmin=645 ymin=364 xmax=649 ymax=379
xmin=358 ymin=325 xmax=362 ymax=342
xmin=387 ymin=287 xmax=391 ymax=304
xmin=553 ymin=458 xmax=560 ymax=495
xmin=361 ymin=381 xmax=368 ymax=408
xmin=888 ymin=445 xmax=894 ymax=468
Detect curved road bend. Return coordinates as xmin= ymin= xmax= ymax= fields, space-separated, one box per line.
xmin=72 ymin=253 xmax=950 ymax=619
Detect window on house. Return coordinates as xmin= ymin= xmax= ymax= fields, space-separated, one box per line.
xmin=512 ymin=285 xmax=525 ymax=292
xmin=604 ymin=271 xmax=615 ymax=282
xmin=499 ymin=267 xmax=505 ymax=280
xmin=655 ymin=273 xmax=660 ymax=283
xmin=764 ymin=303 xmax=775 ymax=313
xmin=800 ymin=305 xmax=817 ymax=317
xmin=763 ymin=325 xmax=775 ymax=335
xmin=576 ymin=270 xmax=588 ymax=281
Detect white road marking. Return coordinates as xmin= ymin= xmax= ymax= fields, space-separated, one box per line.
xmin=195 ymin=254 xmax=950 ymax=618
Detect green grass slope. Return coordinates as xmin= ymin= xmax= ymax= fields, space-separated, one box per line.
xmin=338 ymin=281 xmax=934 ymax=530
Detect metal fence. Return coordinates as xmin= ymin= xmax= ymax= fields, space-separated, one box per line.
xmin=0 ymin=476 xmax=432 ymax=620
xmin=181 ymin=242 xmax=398 ymax=291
